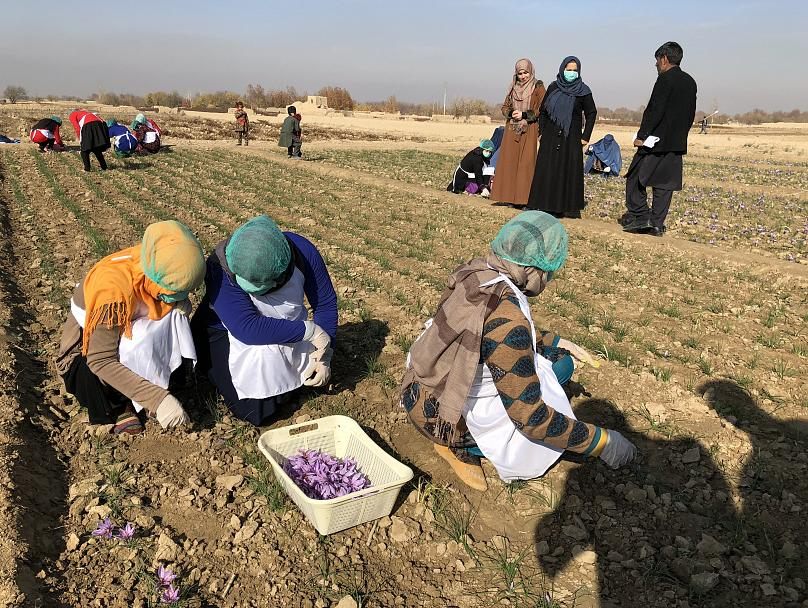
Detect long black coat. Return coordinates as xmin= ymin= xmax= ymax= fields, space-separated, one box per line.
xmin=527 ymin=83 xmax=597 ymax=213
xmin=637 ymin=65 xmax=697 ymax=154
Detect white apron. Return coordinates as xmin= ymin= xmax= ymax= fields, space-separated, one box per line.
xmin=222 ymin=268 xmax=311 ymax=400
xmin=70 ymin=299 xmax=197 ymax=412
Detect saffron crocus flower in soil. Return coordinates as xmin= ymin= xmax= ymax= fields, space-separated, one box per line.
xmin=156 ymin=565 xmax=177 ymax=587
xmin=283 ymin=449 xmax=371 ymax=500
xmin=160 ymin=584 xmax=180 ymax=604
xmin=91 ymin=517 xmax=115 ymax=539
xmin=114 ymin=522 xmax=136 ymax=541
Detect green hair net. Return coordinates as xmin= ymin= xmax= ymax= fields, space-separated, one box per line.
xmin=480 ymin=139 xmax=495 ymax=152
xmin=50 ymin=115 xmax=62 ymax=125
xmin=491 ymin=211 xmax=568 ymax=272
xmin=106 ymin=118 xmax=116 ymax=128
xmin=225 ymin=216 xmax=291 ymax=294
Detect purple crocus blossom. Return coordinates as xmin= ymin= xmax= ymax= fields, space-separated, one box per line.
xmin=283 ymin=449 xmax=371 ymax=500
xmin=160 ymin=584 xmax=180 ymax=604
xmin=114 ymin=522 xmax=136 ymax=541
xmin=91 ymin=517 xmax=115 ymax=539
xmin=156 ymin=565 xmax=177 ymax=587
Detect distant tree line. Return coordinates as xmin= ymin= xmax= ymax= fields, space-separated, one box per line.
xmin=6 ymin=81 xmax=807 ymax=124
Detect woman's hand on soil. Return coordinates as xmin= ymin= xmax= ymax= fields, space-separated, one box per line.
xmin=557 ymin=338 xmax=600 ymax=368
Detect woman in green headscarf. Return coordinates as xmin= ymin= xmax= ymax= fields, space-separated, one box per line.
xmin=192 ymin=215 xmax=338 ymax=426
xmin=400 ymin=211 xmax=636 ymax=491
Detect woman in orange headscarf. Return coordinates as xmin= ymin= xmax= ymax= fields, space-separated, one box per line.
xmin=490 ymin=58 xmax=546 ymax=207
xmin=56 ymin=221 xmax=206 ymax=435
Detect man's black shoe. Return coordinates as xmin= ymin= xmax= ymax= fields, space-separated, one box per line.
xmin=622 ymin=219 xmax=653 ymax=233
xmin=651 ymin=226 xmax=666 ymax=237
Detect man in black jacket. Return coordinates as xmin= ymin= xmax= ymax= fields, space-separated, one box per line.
xmin=623 ymin=41 xmax=697 ymax=236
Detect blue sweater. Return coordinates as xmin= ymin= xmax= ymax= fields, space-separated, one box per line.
xmin=200 ymin=232 xmax=338 ymax=345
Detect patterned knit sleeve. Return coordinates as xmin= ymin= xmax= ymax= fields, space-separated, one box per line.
xmin=481 ymin=295 xmax=607 ymax=456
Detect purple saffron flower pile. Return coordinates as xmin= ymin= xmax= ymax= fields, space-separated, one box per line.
xmin=283 ymin=449 xmax=371 ymax=500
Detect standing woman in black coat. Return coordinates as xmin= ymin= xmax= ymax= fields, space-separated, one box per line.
xmin=527 ymin=56 xmax=597 ymax=217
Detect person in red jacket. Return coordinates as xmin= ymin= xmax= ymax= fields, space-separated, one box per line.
xmin=30 ymin=116 xmax=64 ymax=152
xmin=69 ymin=109 xmax=111 ymax=171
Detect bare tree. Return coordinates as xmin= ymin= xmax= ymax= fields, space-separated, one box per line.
xmin=3 ymin=85 xmax=27 ymax=103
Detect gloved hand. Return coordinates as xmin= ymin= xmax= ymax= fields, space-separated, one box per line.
xmin=155 ymin=394 xmax=190 ymax=429
xmin=302 ymin=322 xmax=332 ymax=384
xmin=303 ymin=347 xmax=333 ymax=387
xmin=599 ymin=431 xmax=637 ymax=469
xmin=480 ymin=187 xmax=491 ymax=198
xmin=557 ymin=338 xmax=600 ymax=368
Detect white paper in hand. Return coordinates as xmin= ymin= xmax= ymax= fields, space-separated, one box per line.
xmin=633 ymin=131 xmax=660 ymax=149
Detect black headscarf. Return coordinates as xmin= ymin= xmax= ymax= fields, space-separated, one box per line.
xmin=543 ymin=56 xmax=592 ymax=137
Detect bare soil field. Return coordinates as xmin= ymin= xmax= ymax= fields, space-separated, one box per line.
xmin=0 ymin=105 xmax=806 ymax=608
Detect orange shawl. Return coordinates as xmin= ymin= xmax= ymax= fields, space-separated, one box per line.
xmin=80 ymin=246 xmax=174 ymax=355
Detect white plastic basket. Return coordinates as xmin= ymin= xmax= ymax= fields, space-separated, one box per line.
xmin=258 ymin=415 xmax=414 ymax=535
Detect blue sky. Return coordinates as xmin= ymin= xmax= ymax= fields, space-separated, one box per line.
xmin=1 ymin=0 xmax=805 ymax=113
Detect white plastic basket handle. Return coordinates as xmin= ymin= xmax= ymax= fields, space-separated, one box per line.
xmin=289 ymin=422 xmax=319 ymax=436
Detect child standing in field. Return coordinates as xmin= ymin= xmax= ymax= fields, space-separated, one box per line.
xmin=278 ymin=106 xmax=299 ymax=157
xmin=234 ymin=101 xmax=249 ymax=146
xmin=292 ymin=112 xmax=302 ymax=158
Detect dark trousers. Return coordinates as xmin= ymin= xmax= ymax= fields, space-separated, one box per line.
xmin=195 ymin=325 xmax=278 ymax=426
xmin=62 ymin=356 xmax=129 ymax=424
xmin=38 ymin=139 xmax=55 ymax=151
xmin=236 ymin=130 xmax=248 ymax=145
xmin=81 ymin=148 xmax=108 ymax=171
xmin=625 ymin=166 xmax=674 ymax=229
xmin=287 ymin=145 xmax=294 ymax=157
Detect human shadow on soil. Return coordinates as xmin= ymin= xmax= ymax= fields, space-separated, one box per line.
xmin=0 ymin=183 xmax=70 ymax=605
xmin=531 ymin=397 xmax=798 ymax=608
xmin=332 ymin=318 xmax=389 ymax=392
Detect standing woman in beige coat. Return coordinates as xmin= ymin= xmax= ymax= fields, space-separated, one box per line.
xmin=491 ymin=58 xmax=546 ymax=207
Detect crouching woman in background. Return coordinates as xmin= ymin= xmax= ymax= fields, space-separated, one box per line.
xmin=56 ymin=221 xmax=206 ymax=434
xmin=447 ymin=139 xmax=495 ymax=197
xmin=192 ymin=215 xmax=338 ymax=426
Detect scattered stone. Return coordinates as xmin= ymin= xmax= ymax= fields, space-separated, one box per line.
xmin=65 ymin=533 xmax=80 ymax=552
xmin=562 ymin=525 xmax=588 ymax=541
xmin=535 ymin=541 xmax=550 ymax=556
xmin=215 ymin=474 xmax=244 ymax=492
xmin=234 ymin=521 xmax=259 ymax=544
xmin=389 ymin=517 xmax=416 ymax=543
xmin=690 ymin=572 xmax=719 ymax=593
xmin=572 ymin=546 xmax=597 ymax=565
xmin=780 ymin=541 xmax=798 ymax=559
xmin=741 ymin=556 xmax=769 ymax=575
xmin=625 ymin=488 xmax=648 ymax=503
xmin=154 ymin=533 xmax=180 ymax=563
xmin=696 ymin=534 xmax=727 ymax=557
xmin=760 ymin=583 xmax=777 ymax=596
xmin=682 ymin=447 xmax=701 ymax=464
xmin=335 ymin=596 xmax=358 ymax=608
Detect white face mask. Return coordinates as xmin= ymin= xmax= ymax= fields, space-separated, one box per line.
xmin=482 ymin=150 xmax=492 ymax=158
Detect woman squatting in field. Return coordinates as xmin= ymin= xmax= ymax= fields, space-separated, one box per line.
xmin=447 ymin=139 xmax=495 ymax=197
xmin=191 ymin=215 xmax=338 ymax=426
xmin=56 ymin=221 xmax=206 ymax=434
xmin=131 ymin=113 xmax=163 ymax=154
xmin=68 ymin=109 xmax=111 ymax=171
xmin=29 ymin=115 xmax=64 ymax=152
xmin=400 ymin=211 xmax=637 ymax=490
